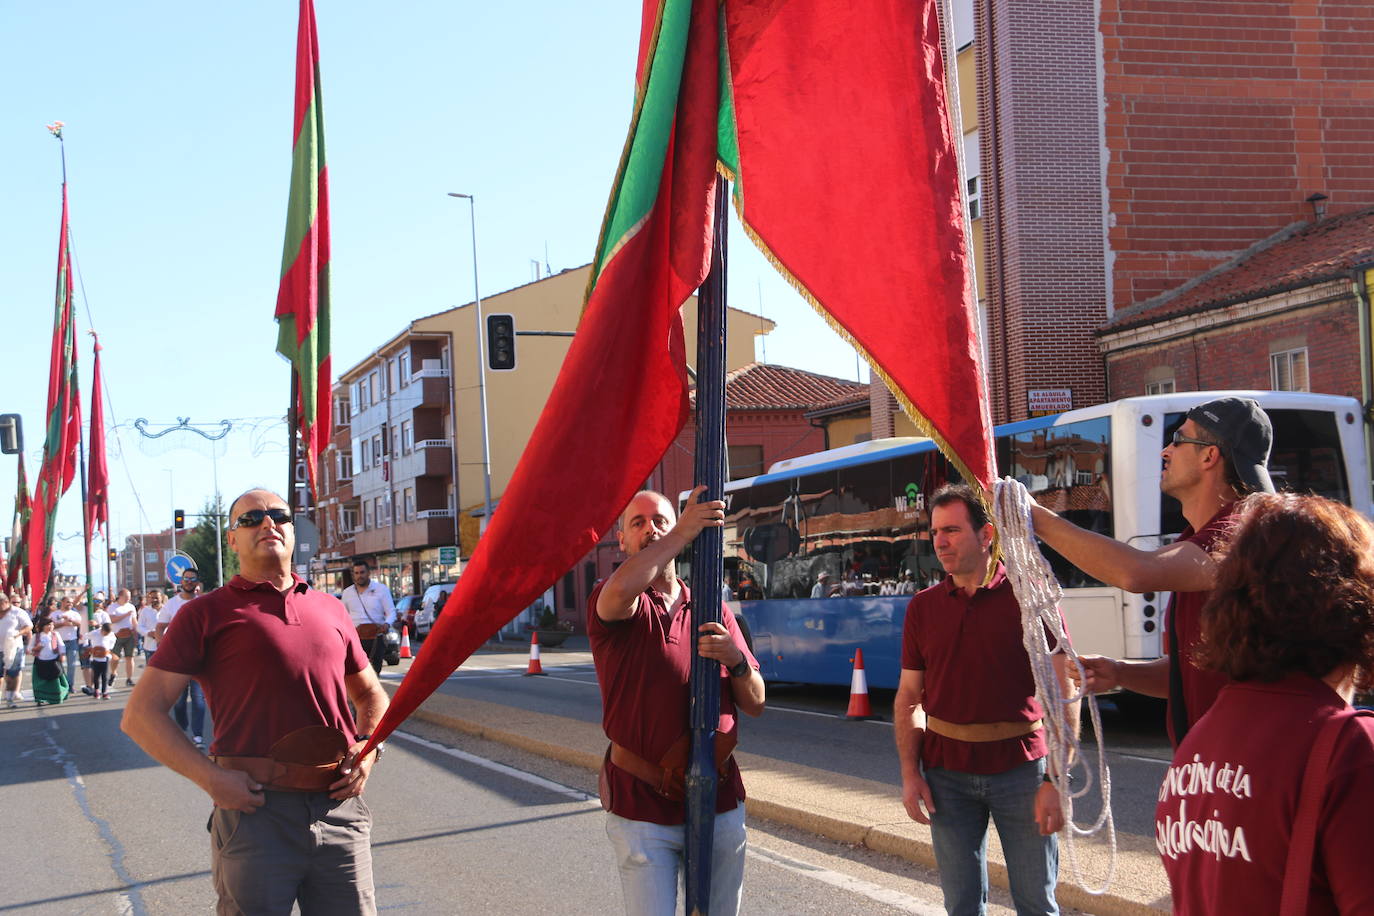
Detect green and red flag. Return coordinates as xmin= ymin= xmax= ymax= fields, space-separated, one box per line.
xmin=86 ymin=334 xmax=109 ymax=543
xmin=365 ymin=0 xmax=989 ymax=749
xmin=274 ymin=0 xmax=331 ymax=499
xmin=1 ymin=456 xmax=29 ymax=594
xmin=28 ymin=183 xmax=82 ymax=605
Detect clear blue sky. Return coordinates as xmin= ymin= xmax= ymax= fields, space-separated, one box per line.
xmin=0 ymin=1 xmax=866 ymax=588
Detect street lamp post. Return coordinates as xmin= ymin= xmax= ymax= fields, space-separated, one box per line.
xmin=446 ymin=193 xmax=495 ymax=538
xmin=164 ymin=469 xmax=176 ymax=556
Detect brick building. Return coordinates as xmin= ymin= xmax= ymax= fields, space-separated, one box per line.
xmin=969 ymin=0 xmax=1374 ymax=422
xmin=115 ymin=527 xmax=179 ymax=593
xmin=1099 ymin=207 xmax=1374 ymax=402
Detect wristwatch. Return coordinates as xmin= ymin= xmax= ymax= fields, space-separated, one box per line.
xmin=727 ymin=658 xmax=751 ymax=678
xmin=356 ymin=734 xmax=386 ymax=760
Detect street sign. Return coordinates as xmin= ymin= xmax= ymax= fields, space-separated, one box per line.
xmin=439 ymin=546 xmax=457 ymax=565
xmin=293 ymin=516 xmax=321 ymax=568
xmin=165 ymin=553 xmax=195 ymax=584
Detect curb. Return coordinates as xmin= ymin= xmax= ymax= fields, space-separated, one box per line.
xmin=384 ymin=680 xmax=1169 ymax=915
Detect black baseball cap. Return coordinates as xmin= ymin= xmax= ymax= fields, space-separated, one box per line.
xmin=1185 ymin=397 xmax=1275 ymax=494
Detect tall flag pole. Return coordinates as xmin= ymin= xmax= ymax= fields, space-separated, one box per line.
xmin=359 ymin=0 xmax=991 ymax=790
xmin=274 ymin=0 xmax=332 ymax=510
xmin=28 ymin=122 xmax=83 ymax=609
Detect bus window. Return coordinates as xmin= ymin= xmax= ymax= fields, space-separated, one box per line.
xmin=998 ymin=416 xmax=1112 ymax=588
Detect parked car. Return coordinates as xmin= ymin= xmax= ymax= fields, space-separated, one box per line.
xmin=415 ymin=581 xmax=457 ymax=637
xmin=395 ymin=594 xmax=421 ymax=636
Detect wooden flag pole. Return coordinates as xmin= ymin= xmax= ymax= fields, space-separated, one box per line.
xmin=685 ymin=173 xmax=730 ymax=915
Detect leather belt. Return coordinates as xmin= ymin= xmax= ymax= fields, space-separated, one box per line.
xmin=926 ymin=715 xmax=1043 ymax=743
xmin=607 ymin=731 xmax=738 ymax=802
xmin=211 ymin=725 xmax=352 ymax=793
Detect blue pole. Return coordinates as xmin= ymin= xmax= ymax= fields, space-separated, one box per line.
xmin=685 ymin=173 xmax=729 ymax=915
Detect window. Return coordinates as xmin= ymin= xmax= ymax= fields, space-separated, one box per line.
xmin=963 ymin=131 xmax=981 ymax=220
xmin=403 ymin=487 xmax=414 ymax=521
xmin=337 ymin=450 xmax=353 ymax=481
xmin=1145 ymin=379 xmax=1175 ymax=395
xmin=727 ymin=444 xmax=765 ymax=481
xmin=401 ymin=420 xmax=413 ymax=454
xmin=145 ymin=551 xmax=159 ymax=563
xmin=1271 ymin=348 xmax=1309 ymax=392
xmin=374 ymin=497 xmax=386 ymax=528
xmin=372 ymin=435 xmax=382 ymax=465
xmin=388 ymin=358 xmax=399 ymax=394
xmin=145 ymin=571 xmax=159 ymax=583
xmin=369 ymin=370 xmax=381 ymax=404
xmin=350 ymin=381 xmax=363 ymax=415
xmin=334 ymin=395 xmax=351 ymax=426
xmin=357 ymin=438 xmax=369 ymax=471
xmin=341 ymin=507 xmax=358 ymax=535
xmin=398 ymin=350 xmax=411 ymax=387
xmin=363 ymin=501 xmax=373 ymax=530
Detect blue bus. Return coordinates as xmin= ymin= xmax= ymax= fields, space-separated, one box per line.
xmin=686 ymin=391 xmax=1371 ymax=689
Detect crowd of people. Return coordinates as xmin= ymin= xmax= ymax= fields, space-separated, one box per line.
xmin=0 ymin=577 xmax=204 ymax=713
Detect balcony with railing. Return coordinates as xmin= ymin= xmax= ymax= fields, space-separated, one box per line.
xmin=388 ymin=438 xmax=453 ymax=482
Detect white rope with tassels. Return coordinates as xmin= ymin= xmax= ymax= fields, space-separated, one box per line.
xmin=994 ymin=477 xmax=1118 ymax=894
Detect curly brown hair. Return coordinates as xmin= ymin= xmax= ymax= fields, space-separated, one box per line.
xmin=1194 ymin=492 xmax=1374 ymax=686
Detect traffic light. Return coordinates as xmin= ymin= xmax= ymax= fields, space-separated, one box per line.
xmin=0 ymin=414 xmax=21 ymax=455
xmin=486 ymin=313 xmax=516 ymax=371
xmin=174 ymin=509 xmax=186 ymax=529
xmin=108 ymin=548 xmax=117 ymax=562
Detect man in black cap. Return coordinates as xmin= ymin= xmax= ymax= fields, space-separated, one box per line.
xmin=1023 ymin=396 xmax=1274 ymax=746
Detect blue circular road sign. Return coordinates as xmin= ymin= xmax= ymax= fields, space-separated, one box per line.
xmin=165 ymin=553 xmax=195 ymax=584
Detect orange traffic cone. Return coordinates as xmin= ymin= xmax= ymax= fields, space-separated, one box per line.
xmin=523 ymin=631 xmax=547 ymax=676
xmin=399 ymin=623 xmax=413 ymax=659
xmin=845 ymin=648 xmax=877 ymax=719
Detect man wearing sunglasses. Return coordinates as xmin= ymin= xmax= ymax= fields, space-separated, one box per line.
xmin=1020 ymin=396 xmax=1274 ymax=747
xmin=123 ymin=488 xmax=389 ymax=914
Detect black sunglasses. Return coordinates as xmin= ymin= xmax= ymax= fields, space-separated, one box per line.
xmin=1170 ymin=430 xmax=1220 ymax=449
xmin=232 ymin=508 xmax=294 ymax=529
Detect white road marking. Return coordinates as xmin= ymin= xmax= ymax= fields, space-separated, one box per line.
xmin=393 ymin=730 xmax=944 ymax=912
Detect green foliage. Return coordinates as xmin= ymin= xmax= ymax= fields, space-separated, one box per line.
xmin=179 ymin=496 xmax=237 ymax=589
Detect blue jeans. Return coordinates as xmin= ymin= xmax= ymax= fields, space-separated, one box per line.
xmin=925 ymin=758 xmax=1058 ymax=916
xmin=604 ymin=804 xmax=747 ymax=916
xmin=62 ymin=638 xmax=80 ymax=686
xmin=174 ymin=679 xmax=206 ymax=740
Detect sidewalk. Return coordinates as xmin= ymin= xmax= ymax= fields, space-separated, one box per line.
xmin=389 ymin=642 xmax=1171 ymax=915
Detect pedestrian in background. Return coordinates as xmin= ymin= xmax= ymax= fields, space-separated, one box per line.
xmin=30 ymin=617 xmax=67 ymax=706
xmin=157 ymin=569 xmax=207 ymax=747
xmin=53 ymin=596 xmax=82 ymax=691
xmin=1156 ymin=493 xmax=1374 ymax=914
xmin=1 ymin=593 xmax=33 ymax=708
xmin=341 ymin=559 xmax=396 ymax=675
xmin=109 ymin=587 xmax=139 ymax=687
xmin=137 ymin=590 xmax=163 ymax=665
xmin=85 ymin=622 xmax=115 ymax=699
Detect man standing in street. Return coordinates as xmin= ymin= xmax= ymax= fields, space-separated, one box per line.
xmin=157 ymin=569 xmax=207 ymax=746
xmin=53 ymin=596 xmax=83 ymax=691
xmin=895 ymin=485 xmax=1077 ymax=916
xmin=109 ymin=587 xmax=139 ymax=687
xmin=590 ymin=487 xmax=765 ymax=916
xmin=1 ymin=593 xmax=33 ymax=708
xmin=138 ymin=590 xmax=163 ymax=665
xmin=1023 ymin=396 xmax=1273 ymax=745
xmin=123 ymin=488 xmax=388 ymax=915
xmin=340 ymin=559 xmax=396 ymax=675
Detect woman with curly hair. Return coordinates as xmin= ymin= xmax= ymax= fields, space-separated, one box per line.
xmin=1155 ymin=493 xmax=1374 ymax=914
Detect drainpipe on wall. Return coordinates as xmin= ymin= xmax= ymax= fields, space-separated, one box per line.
xmin=1352 ymin=266 xmax=1374 ymax=501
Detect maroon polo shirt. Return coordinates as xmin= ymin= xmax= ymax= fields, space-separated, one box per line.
xmin=901 ymin=563 xmax=1054 ymax=775
xmin=1156 ymin=677 xmax=1374 ymax=915
xmin=1164 ymin=503 xmax=1238 ymax=746
xmin=588 ymin=580 xmax=758 ymax=825
xmin=151 ymin=574 xmax=369 ymax=757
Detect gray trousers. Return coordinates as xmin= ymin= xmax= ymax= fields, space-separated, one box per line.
xmin=209 ymin=791 xmax=375 ymax=915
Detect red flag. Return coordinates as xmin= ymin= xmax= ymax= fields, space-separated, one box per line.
xmin=29 ymin=183 xmax=81 ymax=605
xmin=3 ymin=455 xmax=30 ymax=595
xmin=274 ymin=0 xmax=332 ymax=500
xmin=86 ymin=334 xmax=109 ymax=541
xmin=363 ymin=0 xmax=988 ymax=750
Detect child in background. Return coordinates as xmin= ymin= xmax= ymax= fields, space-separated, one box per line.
xmin=30 ymin=617 xmax=68 ymax=705
xmin=84 ymin=622 xmax=115 ymax=699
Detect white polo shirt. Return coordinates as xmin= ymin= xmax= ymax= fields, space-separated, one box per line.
xmin=340 ymin=581 xmax=396 ymax=628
